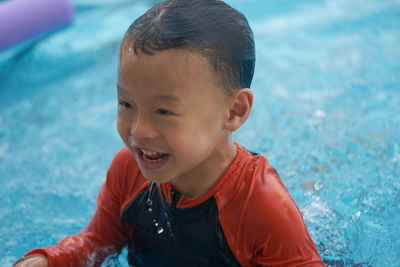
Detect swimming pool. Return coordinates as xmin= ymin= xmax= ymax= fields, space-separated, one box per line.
xmin=1 ymin=0 xmax=399 ymax=266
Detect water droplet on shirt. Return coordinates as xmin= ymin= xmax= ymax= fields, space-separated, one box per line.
xmin=157 ymin=227 xmax=164 ymax=234
xmin=146 ymin=181 xmax=175 ymax=238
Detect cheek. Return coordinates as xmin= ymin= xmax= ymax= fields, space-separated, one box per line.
xmin=164 ymin=129 xmax=187 ymax=153
xmin=117 ymin=115 xmax=129 ymax=144
xmin=165 ymin=122 xmax=219 ymax=157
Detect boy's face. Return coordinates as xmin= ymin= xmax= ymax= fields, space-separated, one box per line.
xmin=117 ymin=38 xmax=231 ymax=185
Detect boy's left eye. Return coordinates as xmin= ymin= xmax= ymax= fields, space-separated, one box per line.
xmin=156 ymin=108 xmax=173 ymax=116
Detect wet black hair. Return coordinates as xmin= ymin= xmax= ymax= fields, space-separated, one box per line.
xmin=124 ymin=0 xmax=255 ymax=94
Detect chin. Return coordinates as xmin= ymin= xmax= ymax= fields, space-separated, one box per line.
xmin=139 ymin=170 xmax=174 ymax=185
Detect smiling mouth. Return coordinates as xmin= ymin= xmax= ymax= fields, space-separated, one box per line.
xmin=139 ymin=148 xmax=169 ymax=162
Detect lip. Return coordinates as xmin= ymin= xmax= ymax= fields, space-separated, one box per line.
xmin=134 ymin=147 xmax=170 ymax=170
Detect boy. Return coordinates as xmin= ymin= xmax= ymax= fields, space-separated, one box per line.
xmin=15 ymin=0 xmax=325 ymax=266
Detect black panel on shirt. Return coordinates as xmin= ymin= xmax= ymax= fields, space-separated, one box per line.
xmin=120 ymin=185 xmax=241 ymax=267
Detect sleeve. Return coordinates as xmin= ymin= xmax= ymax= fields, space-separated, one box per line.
xmin=250 ymin=167 xmax=325 ymax=267
xmin=251 ymin=199 xmax=325 ymax=267
xmin=18 ymin=150 xmax=130 ymax=267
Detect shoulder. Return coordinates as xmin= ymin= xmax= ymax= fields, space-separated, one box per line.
xmin=244 ymin=164 xmax=323 ymax=264
xmin=228 ymin=153 xmax=297 ymax=227
xmin=245 ymin=155 xmax=304 ymax=235
xmin=246 ymin=154 xmax=295 ymax=214
xmin=238 ymin=154 xmax=308 ymax=242
xmin=218 ymin=151 xmax=322 ymax=265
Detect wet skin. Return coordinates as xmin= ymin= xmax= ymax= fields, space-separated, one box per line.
xmin=117 ymin=37 xmax=253 ymax=198
xmin=14 ymin=255 xmax=48 ymax=267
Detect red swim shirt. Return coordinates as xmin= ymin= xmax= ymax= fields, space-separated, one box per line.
xmin=22 ymin=142 xmax=325 ymax=266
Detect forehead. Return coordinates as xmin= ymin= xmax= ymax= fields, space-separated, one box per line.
xmin=118 ymin=39 xmax=220 ymax=95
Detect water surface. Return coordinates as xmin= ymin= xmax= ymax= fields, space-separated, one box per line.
xmin=1 ymin=0 xmax=399 ymax=266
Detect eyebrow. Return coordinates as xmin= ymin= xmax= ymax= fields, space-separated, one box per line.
xmin=117 ymin=85 xmax=181 ymax=103
xmin=150 ymin=94 xmax=181 ymax=103
xmin=117 ymin=85 xmax=135 ymax=102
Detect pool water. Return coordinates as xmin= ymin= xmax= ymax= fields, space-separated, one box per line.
xmin=1 ymin=0 xmax=399 ymax=266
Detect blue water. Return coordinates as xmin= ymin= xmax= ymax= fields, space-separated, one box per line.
xmin=1 ymin=0 xmax=399 ymax=266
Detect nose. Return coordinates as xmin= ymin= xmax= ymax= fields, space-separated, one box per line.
xmin=129 ymin=113 xmax=158 ymax=145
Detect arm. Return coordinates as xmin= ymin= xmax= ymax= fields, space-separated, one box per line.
xmin=15 ymin=156 xmax=129 ymax=267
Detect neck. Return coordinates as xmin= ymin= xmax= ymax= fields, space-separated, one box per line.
xmin=171 ymin=137 xmax=237 ymax=198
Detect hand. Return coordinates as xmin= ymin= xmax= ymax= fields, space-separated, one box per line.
xmin=14 ymin=255 xmax=49 ymax=267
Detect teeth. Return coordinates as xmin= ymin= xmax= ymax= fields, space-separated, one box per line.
xmin=140 ymin=149 xmax=166 ymax=162
xmin=141 ymin=149 xmax=161 ymax=156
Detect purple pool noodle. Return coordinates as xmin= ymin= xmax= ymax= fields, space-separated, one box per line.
xmin=0 ymin=0 xmax=75 ymax=52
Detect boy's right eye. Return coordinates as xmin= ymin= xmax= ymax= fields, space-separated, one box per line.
xmin=118 ymin=101 xmax=132 ymax=109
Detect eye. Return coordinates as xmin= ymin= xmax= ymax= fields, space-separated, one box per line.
xmin=156 ymin=108 xmax=173 ymax=116
xmin=118 ymin=101 xmax=132 ymax=109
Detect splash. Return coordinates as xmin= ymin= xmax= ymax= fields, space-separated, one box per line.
xmin=146 ymin=181 xmax=174 ymax=238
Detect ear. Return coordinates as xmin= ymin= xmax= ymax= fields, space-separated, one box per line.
xmin=223 ymin=88 xmax=253 ymax=132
